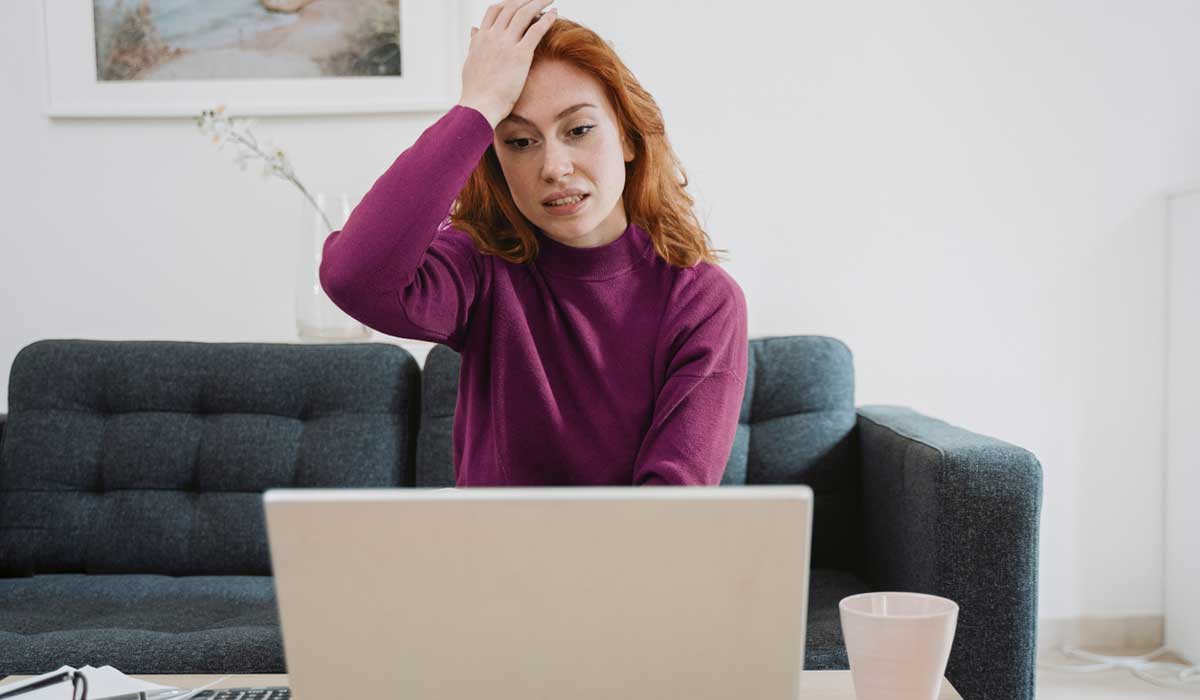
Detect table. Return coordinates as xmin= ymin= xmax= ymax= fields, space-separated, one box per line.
xmin=1 ymin=671 xmax=960 ymax=698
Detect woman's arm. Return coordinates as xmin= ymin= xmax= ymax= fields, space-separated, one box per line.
xmin=632 ymin=270 xmax=750 ymax=486
xmin=632 ymin=371 xmax=746 ymax=486
xmin=321 ymin=1 xmax=558 ymax=349
xmin=318 ymin=105 xmax=494 ymax=350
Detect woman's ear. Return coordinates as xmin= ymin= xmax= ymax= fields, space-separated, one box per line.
xmin=623 ymin=135 xmax=635 ymax=163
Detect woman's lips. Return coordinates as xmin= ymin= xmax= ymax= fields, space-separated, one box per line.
xmin=544 ymin=193 xmax=590 ymax=215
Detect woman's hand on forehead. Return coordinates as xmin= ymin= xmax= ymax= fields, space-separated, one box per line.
xmin=459 ymin=0 xmax=559 ymax=128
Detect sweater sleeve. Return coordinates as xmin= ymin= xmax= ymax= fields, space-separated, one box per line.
xmin=319 ymin=105 xmax=495 ymax=351
xmin=632 ymin=270 xmax=750 ymax=486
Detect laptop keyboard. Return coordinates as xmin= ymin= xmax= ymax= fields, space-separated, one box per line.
xmin=191 ymin=688 xmax=291 ymax=699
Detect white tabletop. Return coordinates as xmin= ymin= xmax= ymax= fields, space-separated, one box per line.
xmin=0 ymin=670 xmax=962 ymax=699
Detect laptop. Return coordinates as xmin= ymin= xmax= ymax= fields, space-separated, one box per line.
xmin=262 ymin=485 xmax=814 ymax=700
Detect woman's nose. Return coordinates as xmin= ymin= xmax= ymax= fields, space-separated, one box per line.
xmin=541 ymin=143 xmax=573 ymax=181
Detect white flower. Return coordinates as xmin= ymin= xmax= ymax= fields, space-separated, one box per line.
xmin=196 ymin=104 xmax=335 ymax=231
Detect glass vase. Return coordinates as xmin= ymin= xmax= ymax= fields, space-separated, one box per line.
xmin=295 ymin=191 xmax=373 ymax=342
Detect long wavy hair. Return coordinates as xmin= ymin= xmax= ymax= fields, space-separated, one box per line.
xmin=448 ymin=15 xmax=725 ymax=268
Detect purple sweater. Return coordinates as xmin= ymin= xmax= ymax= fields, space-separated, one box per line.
xmin=319 ymin=105 xmax=748 ymax=486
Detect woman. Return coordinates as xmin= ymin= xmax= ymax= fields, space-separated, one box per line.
xmin=320 ymin=0 xmax=748 ymax=486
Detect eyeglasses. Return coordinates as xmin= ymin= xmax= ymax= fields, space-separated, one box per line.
xmin=0 ymin=669 xmax=86 ymax=700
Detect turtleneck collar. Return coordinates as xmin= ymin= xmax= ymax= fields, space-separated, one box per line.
xmin=532 ymin=221 xmax=655 ymax=280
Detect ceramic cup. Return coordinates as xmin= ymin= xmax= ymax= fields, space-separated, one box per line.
xmin=839 ymin=592 xmax=959 ymax=700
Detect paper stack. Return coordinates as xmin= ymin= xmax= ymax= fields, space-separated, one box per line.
xmin=0 ymin=665 xmax=228 ymax=700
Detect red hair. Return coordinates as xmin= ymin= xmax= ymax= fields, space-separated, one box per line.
xmin=448 ymin=15 xmax=726 ymax=268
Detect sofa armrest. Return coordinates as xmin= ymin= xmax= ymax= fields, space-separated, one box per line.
xmin=856 ymin=405 xmax=1042 ymax=700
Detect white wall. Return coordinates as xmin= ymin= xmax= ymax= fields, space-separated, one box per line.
xmin=2 ymin=0 xmax=1199 ymax=625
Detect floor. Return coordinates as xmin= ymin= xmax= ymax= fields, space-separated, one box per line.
xmin=1035 ymin=647 xmax=1200 ymax=699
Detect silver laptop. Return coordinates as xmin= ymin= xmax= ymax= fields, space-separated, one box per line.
xmin=262 ymin=485 xmax=813 ymax=700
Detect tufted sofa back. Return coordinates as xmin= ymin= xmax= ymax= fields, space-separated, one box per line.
xmin=0 ymin=340 xmax=420 ymax=577
xmin=417 ymin=335 xmax=863 ymax=571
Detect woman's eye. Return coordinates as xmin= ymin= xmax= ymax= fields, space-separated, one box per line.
xmin=504 ymin=125 xmax=595 ymax=151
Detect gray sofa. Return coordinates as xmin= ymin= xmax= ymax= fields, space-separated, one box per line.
xmin=0 ymin=337 xmax=1042 ymax=700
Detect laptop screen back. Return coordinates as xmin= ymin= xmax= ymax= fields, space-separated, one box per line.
xmin=263 ymin=486 xmax=813 ymax=700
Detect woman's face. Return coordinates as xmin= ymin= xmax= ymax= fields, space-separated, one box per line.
xmin=494 ymin=59 xmax=634 ymax=249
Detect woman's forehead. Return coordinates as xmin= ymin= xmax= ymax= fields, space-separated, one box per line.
xmin=515 ymin=61 xmax=609 ymax=116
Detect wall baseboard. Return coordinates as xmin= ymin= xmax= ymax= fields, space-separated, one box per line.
xmin=1039 ymin=615 xmax=1165 ymax=653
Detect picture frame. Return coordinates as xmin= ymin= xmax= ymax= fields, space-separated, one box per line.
xmin=37 ymin=1 xmax=463 ymax=118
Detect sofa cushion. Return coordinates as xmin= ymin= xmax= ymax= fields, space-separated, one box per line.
xmin=0 ymin=340 xmax=420 ymax=577
xmin=0 ymin=569 xmax=868 ymax=675
xmin=737 ymin=337 xmax=862 ymax=572
xmin=0 ymin=574 xmax=282 ymax=674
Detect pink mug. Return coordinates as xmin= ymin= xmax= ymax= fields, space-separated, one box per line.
xmin=839 ymin=592 xmax=959 ymax=700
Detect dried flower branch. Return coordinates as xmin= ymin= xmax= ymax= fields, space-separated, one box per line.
xmin=195 ymin=104 xmax=333 ymax=231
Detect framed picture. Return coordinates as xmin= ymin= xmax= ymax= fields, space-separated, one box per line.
xmin=37 ymin=0 xmax=462 ymax=117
